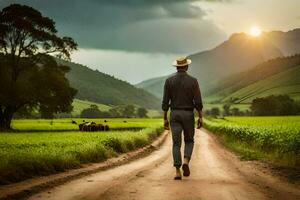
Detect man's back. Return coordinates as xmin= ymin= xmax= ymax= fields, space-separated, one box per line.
xmin=162 ymin=71 xmax=203 ymax=112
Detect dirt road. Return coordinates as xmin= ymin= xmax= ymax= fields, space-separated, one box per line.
xmin=29 ymin=129 xmax=300 ymax=200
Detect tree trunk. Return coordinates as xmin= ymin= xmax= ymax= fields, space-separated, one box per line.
xmin=0 ymin=106 xmax=15 ymax=131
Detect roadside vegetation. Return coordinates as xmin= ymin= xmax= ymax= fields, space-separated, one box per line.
xmin=204 ymin=117 xmax=300 ymax=168
xmin=0 ymin=119 xmax=163 ymax=185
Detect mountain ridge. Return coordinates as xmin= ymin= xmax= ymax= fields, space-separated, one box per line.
xmin=137 ymin=28 xmax=300 ymax=100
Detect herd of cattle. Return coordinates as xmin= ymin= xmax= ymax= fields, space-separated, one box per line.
xmin=77 ymin=121 xmax=110 ymax=132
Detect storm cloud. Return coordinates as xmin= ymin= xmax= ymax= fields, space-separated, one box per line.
xmin=0 ymin=0 xmax=227 ymax=53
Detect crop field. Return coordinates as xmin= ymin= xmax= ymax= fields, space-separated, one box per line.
xmin=204 ymin=117 xmax=300 ymax=167
xmin=0 ymin=118 xmax=163 ymax=185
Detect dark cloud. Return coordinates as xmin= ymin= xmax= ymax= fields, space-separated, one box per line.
xmin=0 ymin=0 xmax=228 ymax=53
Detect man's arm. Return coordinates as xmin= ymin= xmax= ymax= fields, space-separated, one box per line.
xmin=193 ymin=80 xmax=203 ymax=128
xmin=163 ymin=111 xmax=169 ymax=130
xmin=162 ymin=79 xmax=170 ymax=130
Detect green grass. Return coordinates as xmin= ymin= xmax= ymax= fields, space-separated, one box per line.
xmin=204 ymin=116 xmax=300 ymax=167
xmin=0 ymin=118 xmax=163 ymax=185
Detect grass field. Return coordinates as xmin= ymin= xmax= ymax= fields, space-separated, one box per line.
xmin=11 ymin=118 xmax=161 ymax=131
xmin=0 ymin=118 xmax=163 ymax=185
xmin=204 ymin=116 xmax=300 ymax=167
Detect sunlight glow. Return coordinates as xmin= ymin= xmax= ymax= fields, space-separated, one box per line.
xmin=249 ymin=26 xmax=262 ymax=37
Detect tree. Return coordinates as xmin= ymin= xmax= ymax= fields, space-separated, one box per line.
xmin=250 ymin=95 xmax=298 ymax=116
xmin=109 ymin=107 xmax=122 ymax=118
xmin=123 ymin=105 xmax=135 ymax=118
xmin=223 ymin=103 xmax=231 ymax=116
xmin=210 ymin=107 xmax=220 ymax=117
xmin=80 ymin=105 xmax=102 ymax=118
xmin=231 ymin=108 xmax=241 ymax=116
xmin=137 ymin=107 xmax=148 ymax=118
xmin=0 ymin=4 xmax=77 ymax=130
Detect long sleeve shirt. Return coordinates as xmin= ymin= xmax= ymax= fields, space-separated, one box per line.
xmin=162 ymin=71 xmax=203 ymax=112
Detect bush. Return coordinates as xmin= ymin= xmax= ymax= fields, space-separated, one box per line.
xmin=251 ymin=95 xmax=300 ymax=116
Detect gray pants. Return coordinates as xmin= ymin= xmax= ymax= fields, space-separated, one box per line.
xmin=170 ymin=110 xmax=195 ymax=168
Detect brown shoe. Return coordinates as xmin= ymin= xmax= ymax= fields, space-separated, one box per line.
xmin=182 ymin=164 xmax=190 ymax=177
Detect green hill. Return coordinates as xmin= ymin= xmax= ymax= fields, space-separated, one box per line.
xmin=57 ymin=60 xmax=160 ymax=109
xmin=71 ymin=99 xmax=111 ymax=116
xmin=221 ymin=65 xmax=300 ymax=103
xmin=71 ymin=99 xmax=161 ymax=118
xmin=205 ymin=55 xmax=300 ymax=104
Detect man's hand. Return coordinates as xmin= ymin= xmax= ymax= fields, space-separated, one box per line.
xmin=164 ymin=119 xmax=170 ymax=130
xmin=197 ymin=118 xmax=203 ymax=129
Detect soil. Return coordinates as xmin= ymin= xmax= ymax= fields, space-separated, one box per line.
xmin=25 ymin=129 xmax=300 ymax=200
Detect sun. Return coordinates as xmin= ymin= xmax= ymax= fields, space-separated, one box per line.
xmin=249 ymin=26 xmax=262 ymax=37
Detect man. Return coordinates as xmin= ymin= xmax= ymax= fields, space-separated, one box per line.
xmin=162 ymin=57 xmax=203 ymax=180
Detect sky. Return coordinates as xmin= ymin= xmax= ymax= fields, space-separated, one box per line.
xmin=1 ymin=0 xmax=300 ymax=84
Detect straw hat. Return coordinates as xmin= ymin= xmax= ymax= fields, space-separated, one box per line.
xmin=172 ymin=57 xmax=192 ymax=67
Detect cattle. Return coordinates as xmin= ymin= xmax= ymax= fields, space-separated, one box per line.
xmin=78 ymin=121 xmax=109 ymax=132
xmin=72 ymin=120 xmax=77 ymax=124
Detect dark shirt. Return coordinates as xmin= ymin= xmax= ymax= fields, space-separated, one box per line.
xmin=162 ymin=71 xmax=203 ymax=112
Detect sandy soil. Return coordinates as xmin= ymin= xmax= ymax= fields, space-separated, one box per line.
xmin=28 ymin=129 xmax=300 ymax=200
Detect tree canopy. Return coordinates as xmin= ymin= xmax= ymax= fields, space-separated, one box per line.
xmin=251 ymin=95 xmax=300 ymax=116
xmin=0 ymin=4 xmax=77 ymax=129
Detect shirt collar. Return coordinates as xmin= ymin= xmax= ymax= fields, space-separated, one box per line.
xmin=177 ymin=70 xmax=187 ymax=74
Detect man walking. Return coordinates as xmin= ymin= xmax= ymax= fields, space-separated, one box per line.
xmin=162 ymin=57 xmax=203 ymax=180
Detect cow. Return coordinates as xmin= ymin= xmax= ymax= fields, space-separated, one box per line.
xmin=79 ymin=121 xmax=109 ymax=132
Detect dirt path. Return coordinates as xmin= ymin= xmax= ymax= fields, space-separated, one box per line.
xmin=28 ymin=129 xmax=300 ymax=200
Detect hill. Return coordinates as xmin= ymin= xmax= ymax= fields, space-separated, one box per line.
xmin=219 ymin=65 xmax=300 ymax=103
xmin=57 ymin=60 xmax=160 ymax=109
xmin=135 ymin=75 xmax=169 ymax=98
xmin=207 ymin=55 xmax=300 ymax=103
xmin=70 ymin=99 xmax=161 ymax=118
xmin=137 ymin=29 xmax=300 ymax=99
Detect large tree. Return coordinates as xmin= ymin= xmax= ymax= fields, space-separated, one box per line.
xmin=0 ymin=4 xmax=77 ymax=130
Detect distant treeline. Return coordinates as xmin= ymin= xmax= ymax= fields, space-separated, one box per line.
xmin=205 ymin=95 xmax=300 ymax=116
xmin=80 ymin=104 xmax=148 ymax=118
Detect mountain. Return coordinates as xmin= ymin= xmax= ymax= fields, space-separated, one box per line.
xmin=57 ymin=60 xmax=160 ymax=109
xmin=189 ymin=32 xmax=283 ymax=94
xmin=267 ymin=29 xmax=300 ymax=56
xmin=207 ymin=55 xmax=300 ymax=103
xmin=135 ymin=75 xmax=168 ymax=99
xmin=137 ymin=29 xmax=300 ymax=99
